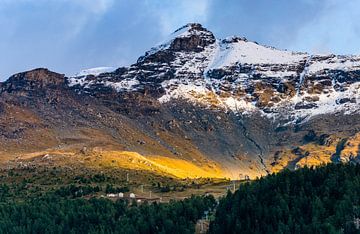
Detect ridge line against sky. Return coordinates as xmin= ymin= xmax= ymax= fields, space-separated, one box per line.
xmin=0 ymin=0 xmax=360 ymax=80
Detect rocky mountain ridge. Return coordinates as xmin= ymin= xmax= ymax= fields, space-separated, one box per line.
xmin=2 ymin=23 xmax=360 ymax=179
xmin=69 ymin=23 xmax=360 ymax=124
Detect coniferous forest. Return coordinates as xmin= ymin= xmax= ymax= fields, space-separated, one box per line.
xmin=210 ymin=163 xmax=360 ymax=234
xmin=1 ymin=163 xmax=360 ymax=233
xmin=0 ymin=194 xmax=216 ymax=233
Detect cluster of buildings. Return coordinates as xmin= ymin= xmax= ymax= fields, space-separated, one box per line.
xmin=105 ymin=192 xmax=161 ymax=203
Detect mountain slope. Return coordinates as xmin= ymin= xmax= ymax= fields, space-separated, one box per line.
xmin=2 ymin=23 xmax=360 ymax=179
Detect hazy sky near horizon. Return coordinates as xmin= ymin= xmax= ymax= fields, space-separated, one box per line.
xmin=0 ymin=0 xmax=360 ymax=80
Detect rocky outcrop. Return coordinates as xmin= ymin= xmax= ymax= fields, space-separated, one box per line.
xmin=1 ymin=68 xmax=65 ymax=91
xmin=168 ymin=23 xmax=216 ymax=52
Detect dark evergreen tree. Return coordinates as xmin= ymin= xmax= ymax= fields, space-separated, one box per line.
xmin=209 ymin=163 xmax=360 ymax=234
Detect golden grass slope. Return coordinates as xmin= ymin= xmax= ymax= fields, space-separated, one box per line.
xmin=6 ymin=147 xmax=229 ymax=180
xmin=340 ymin=133 xmax=360 ymax=162
xmin=84 ymin=149 xmax=227 ymax=179
xmin=270 ymin=132 xmax=360 ymax=173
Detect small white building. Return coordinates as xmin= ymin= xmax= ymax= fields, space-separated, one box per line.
xmin=129 ymin=193 xmax=136 ymax=198
xmin=107 ymin=193 xmax=117 ymax=198
xmin=118 ymin=192 xmax=124 ymax=198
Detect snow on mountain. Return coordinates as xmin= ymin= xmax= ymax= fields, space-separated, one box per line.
xmin=291 ymin=82 xmax=360 ymax=119
xmin=104 ymin=78 xmax=140 ymax=91
xmin=76 ymin=67 xmax=115 ymax=77
xmin=68 ymin=67 xmax=115 ymax=87
xmin=308 ymin=55 xmax=360 ymax=74
xmin=67 ymin=23 xmax=360 ymax=123
xmin=208 ymin=37 xmax=307 ymax=69
xmin=138 ymin=23 xmax=216 ymax=63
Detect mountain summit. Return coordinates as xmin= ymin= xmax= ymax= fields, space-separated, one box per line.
xmin=70 ymin=23 xmax=360 ymax=123
xmin=1 ymin=23 xmax=360 ymax=179
xmin=142 ymin=23 xmax=216 ymax=57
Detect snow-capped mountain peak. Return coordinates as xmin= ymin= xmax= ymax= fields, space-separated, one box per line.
xmin=3 ymin=23 xmax=360 ymax=178
xmin=137 ymin=23 xmax=216 ymax=63
xmin=68 ymin=23 xmax=360 ymax=124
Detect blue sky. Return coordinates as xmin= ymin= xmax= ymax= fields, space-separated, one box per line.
xmin=0 ymin=0 xmax=360 ymax=80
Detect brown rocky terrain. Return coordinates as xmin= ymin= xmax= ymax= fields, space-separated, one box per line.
xmin=2 ymin=24 xmax=360 ymax=180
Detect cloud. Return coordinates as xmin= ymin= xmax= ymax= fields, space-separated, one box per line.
xmin=62 ymin=0 xmax=115 ymax=39
xmin=0 ymin=0 xmax=114 ymax=39
xmin=289 ymin=0 xmax=360 ymax=54
xmin=145 ymin=0 xmax=210 ymax=36
xmin=0 ymin=0 xmax=114 ymax=14
xmin=0 ymin=0 xmax=117 ymax=79
xmin=68 ymin=0 xmax=114 ymax=15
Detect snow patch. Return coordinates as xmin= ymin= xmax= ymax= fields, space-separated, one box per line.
xmin=105 ymin=78 xmax=139 ymax=91
xmin=76 ymin=67 xmax=115 ymax=77
xmin=292 ymin=83 xmax=360 ymax=121
xmin=158 ymin=79 xmax=258 ymax=114
xmin=308 ymin=56 xmax=360 ymax=74
xmin=207 ymin=40 xmax=307 ymax=70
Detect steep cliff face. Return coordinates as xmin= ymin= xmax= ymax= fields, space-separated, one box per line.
xmin=2 ymin=24 xmax=360 ymax=179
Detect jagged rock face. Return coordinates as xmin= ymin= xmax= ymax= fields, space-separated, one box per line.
xmin=1 ymin=68 xmax=65 ymax=92
xmin=167 ymin=23 xmax=215 ymax=52
xmin=2 ymin=23 xmax=360 ymax=178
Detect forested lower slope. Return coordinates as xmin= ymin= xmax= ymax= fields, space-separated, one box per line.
xmin=210 ymin=163 xmax=360 ymax=234
xmin=0 ymin=194 xmax=215 ymax=233
xmin=2 ymin=163 xmax=360 ymax=233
